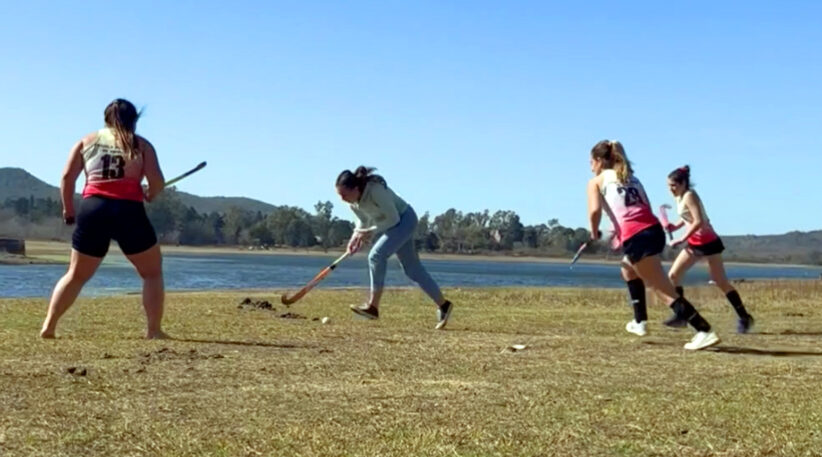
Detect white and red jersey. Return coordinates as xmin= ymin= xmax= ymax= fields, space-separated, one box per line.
xmin=81 ymin=128 xmax=144 ymax=201
xmin=599 ymin=169 xmax=659 ymax=244
xmin=676 ymin=190 xmax=719 ymax=245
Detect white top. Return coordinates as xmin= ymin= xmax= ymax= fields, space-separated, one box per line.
xmin=599 ymin=169 xmax=658 ymax=242
xmin=349 ymin=181 xmax=409 ymax=233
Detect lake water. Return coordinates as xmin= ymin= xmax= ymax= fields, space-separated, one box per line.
xmin=2 ymin=252 xmax=820 ymax=298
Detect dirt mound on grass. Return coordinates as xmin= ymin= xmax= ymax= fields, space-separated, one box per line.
xmin=238 ymin=297 xmax=275 ymax=311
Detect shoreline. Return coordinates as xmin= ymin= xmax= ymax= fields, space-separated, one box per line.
xmin=3 ymin=278 xmax=820 ymax=300
xmin=12 ymin=240 xmax=822 ymax=270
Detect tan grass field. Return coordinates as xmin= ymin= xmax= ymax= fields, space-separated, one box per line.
xmin=2 ymin=281 xmax=822 ymax=456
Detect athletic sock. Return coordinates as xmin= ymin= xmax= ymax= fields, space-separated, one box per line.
xmin=675 ymin=286 xmax=684 ymax=297
xmin=671 ymin=297 xmax=711 ymax=332
xmin=725 ymin=290 xmax=749 ymax=318
xmin=626 ymin=279 xmax=647 ymax=322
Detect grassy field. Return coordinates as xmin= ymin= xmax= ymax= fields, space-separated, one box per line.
xmin=2 ymin=281 xmax=822 ymax=456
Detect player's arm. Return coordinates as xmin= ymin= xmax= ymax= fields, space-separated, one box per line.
xmin=60 ymin=140 xmax=85 ymax=224
xmin=675 ymin=192 xmax=704 ymax=244
xmin=141 ymin=138 xmax=165 ymax=202
xmin=587 ymin=176 xmax=603 ymax=240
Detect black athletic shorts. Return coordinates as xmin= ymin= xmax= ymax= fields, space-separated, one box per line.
xmin=72 ymin=196 xmax=157 ymax=258
xmin=622 ymin=224 xmax=666 ymax=264
xmin=688 ymin=237 xmax=725 ymax=256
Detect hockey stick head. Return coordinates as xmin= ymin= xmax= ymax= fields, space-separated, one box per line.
xmin=280 ymin=252 xmax=350 ymax=305
xmin=165 ymin=161 xmax=207 ymax=187
xmin=659 ymin=204 xmax=672 ymax=226
xmin=659 ymin=204 xmax=674 ymax=240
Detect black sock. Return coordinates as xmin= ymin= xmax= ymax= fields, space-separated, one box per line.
xmin=675 ymin=286 xmax=684 ymax=297
xmin=725 ymin=290 xmax=749 ymax=318
xmin=626 ymin=279 xmax=647 ymax=322
xmin=671 ymin=297 xmax=711 ymax=332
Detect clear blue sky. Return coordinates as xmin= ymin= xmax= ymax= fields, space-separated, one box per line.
xmin=1 ymin=1 xmax=820 ymax=235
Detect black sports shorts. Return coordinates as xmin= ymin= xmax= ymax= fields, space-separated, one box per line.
xmin=72 ymin=196 xmax=157 ymax=258
xmin=622 ymin=224 xmax=666 ymax=264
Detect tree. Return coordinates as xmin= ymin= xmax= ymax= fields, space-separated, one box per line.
xmin=145 ymin=189 xmax=186 ymax=242
xmin=313 ymin=200 xmax=334 ymax=249
xmin=328 ymin=220 xmax=354 ymax=247
xmin=489 ymin=210 xmax=523 ymax=250
xmin=249 ymin=220 xmax=274 ymax=246
xmin=223 ymin=206 xmax=254 ymax=245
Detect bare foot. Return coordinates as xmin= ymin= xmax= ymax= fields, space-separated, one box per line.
xmin=146 ymin=330 xmax=170 ymax=340
xmin=40 ymin=328 xmax=56 ymax=339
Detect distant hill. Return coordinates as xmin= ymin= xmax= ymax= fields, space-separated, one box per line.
xmin=0 ymin=167 xmax=277 ymax=215
xmin=175 ymin=193 xmax=277 ymax=214
xmin=2 ymin=167 xmax=820 ymax=265
xmin=0 ymin=168 xmax=62 ymax=200
xmin=721 ymin=230 xmax=822 ymax=265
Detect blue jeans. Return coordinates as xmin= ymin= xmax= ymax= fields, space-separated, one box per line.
xmin=368 ymin=207 xmax=443 ymax=304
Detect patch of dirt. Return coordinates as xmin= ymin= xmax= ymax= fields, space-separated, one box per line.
xmin=279 ymin=312 xmax=307 ymax=319
xmin=138 ymin=348 xmax=225 ymax=364
xmin=66 ymin=366 xmax=88 ymax=376
xmin=238 ymin=297 xmax=276 ymax=311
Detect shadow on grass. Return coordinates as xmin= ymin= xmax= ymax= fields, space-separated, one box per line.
xmin=707 ymin=346 xmax=822 ymax=357
xmin=757 ymin=330 xmax=822 ymax=337
xmin=170 ymin=337 xmax=316 ymax=349
xmin=642 ymin=340 xmax=822 ymax=357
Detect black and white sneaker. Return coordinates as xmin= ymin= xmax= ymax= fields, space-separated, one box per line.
xmin=435 ymin=300 xmax=453 ymax=330
xmin=350 ymin=304 xmax=379 ymax=320
xmin=737 ymin=314 xmax=755 ymax=334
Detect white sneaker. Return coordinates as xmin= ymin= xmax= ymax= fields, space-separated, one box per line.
xmin=683 ymin=331 xmax=720 ymax=351
xmin=625 ymin=320 xmax=647 ymax=336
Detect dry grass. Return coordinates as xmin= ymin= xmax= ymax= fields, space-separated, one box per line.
xmin=2 ymin=281 xmax=822 ymax=456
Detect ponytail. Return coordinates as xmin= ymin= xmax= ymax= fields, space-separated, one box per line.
xmin=591 ymin=139 xmax=634 ymax=183
xmin=668 ymin=165 xmax=692 ymax=190
xmin=336 ymin=166 xmax=387 ymax=193
xmin=104 ymin=99 xmax=141 ymax=160
xmin=609 ymin=141 xmax=632 ymax=183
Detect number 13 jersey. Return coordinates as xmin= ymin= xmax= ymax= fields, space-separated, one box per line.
xmin=599 ymin=169 xmax=659 ymax=243
xmin=82 ymin=128 xmax=145 ymax=202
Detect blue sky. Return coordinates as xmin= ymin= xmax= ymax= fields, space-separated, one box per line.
xmin=1 ymin=1 xmax=820 ymax=235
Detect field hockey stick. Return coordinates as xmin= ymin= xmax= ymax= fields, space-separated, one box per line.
xmin=281 ymin=252 xmax=351 ymax=305
xmin=569 ymin=231 xmax=620 ymax=268
xmin=659 ymin=204 xmax=674 ymax=240
xmin=164 ymin=161 xmax=207 ymax=187
xmin=570 ymin=242 xmax=588 ymax=267
xmin=64 ymin=161 xmax=208 ymax=225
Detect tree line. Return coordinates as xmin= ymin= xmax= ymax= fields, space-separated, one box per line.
xmin=0 ymin=191 xmax=602 ymax=256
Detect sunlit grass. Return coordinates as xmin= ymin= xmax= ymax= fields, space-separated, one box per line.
xmin=2 ymin=280 xmax=821 ymax=456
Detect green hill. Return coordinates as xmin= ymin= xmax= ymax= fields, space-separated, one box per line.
xmin=0 ymin=167 xmax=277 ymax=215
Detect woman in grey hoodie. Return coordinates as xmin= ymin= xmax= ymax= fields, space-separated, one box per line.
xmin=336 ymin=166 xmax=453 ymax=329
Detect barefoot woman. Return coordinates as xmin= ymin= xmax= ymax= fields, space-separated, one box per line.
xmin=41 ymin=99 xmax=167 ymax=339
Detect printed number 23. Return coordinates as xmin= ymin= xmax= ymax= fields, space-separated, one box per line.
xmin=101 ymin=155 xmax=125 ymax=179
xmin=620 ymin=187 xmax=642 ymax=207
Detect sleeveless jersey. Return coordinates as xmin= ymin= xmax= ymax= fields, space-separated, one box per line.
xmin=599 ymin=169 xmax=659 ymax=243
xmin=81 ymin=128 xmax=144 ymax=202
xmin=676 ymin=190 xmax=719 ymax=245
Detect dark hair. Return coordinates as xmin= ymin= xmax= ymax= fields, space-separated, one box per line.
xmin=668 ymin=165 xmax=692 ymax=190
xmin=336 ymin=166 xmax=387 ymax=193
xmin=104 ymin=98 xmax=141 ymax=160
xmin=591 ymin=140 xmax=633 ymax=183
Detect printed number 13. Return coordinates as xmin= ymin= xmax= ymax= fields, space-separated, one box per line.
xmin=101 ymin=155 xmax=125 ymax=179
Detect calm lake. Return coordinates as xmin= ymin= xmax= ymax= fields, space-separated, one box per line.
xmin=2 ymin=251 xmax=820 ymax=298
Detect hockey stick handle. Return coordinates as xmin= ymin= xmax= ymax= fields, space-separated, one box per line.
xmin=65 ymin=161 xmax=208 ymax=225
